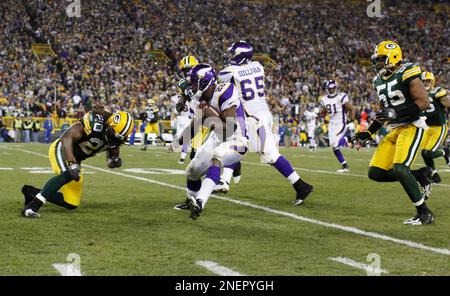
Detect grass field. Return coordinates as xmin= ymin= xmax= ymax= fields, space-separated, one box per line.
xmin=0 ymin=142 xmax=449 ymax=276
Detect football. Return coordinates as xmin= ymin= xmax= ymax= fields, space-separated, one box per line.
xmin=198 ymin=102 xmax=221 ymax=120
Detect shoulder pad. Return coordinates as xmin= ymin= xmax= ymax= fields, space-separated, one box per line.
xmin=433 ymin=87 xmax=447 ymax=99
xmin=81 ymin=111 xmax=105 ymax=135
xmin=401 ymin=64 xmax=422 ymax=82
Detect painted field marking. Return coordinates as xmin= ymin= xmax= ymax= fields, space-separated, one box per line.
xmin=52 ymin=253 xmax=82 ymax=276
xmin=241 ymin=161 xmax=450 ymax=188
xmin=52 ymin=263 xmax=82 ymax=276
xmin=329 ymin=257 xmax=389 ymax=275
xmin=0 ymin=167 xmax=13 ymax=170
xmin=11 ymin=148 xmax=450 ymax=257
xmin=196 ymin=260 xmax=245 ymax=276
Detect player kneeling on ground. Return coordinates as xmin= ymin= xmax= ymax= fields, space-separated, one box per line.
xmin=21 ymin=108 xmax=134 ymax=218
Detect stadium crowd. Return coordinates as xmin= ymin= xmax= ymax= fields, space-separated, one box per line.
xmin=0 ymin=0 xmax=448 ymax=141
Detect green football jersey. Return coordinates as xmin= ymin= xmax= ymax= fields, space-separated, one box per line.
xmin=72 ymin=111 xmax=113 ymax=162
xmin=373 ymin=63 xmax=422 ymax=126
xmin=424 ymin=86 xmax=448 ymax=126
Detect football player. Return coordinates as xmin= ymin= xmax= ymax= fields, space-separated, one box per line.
xmin=140 ymin=99 xmax=160 ymax=151
xmin=169 ymin=64 xmax=247 ymax=220
xmin=419 ymin=71 xmax=449 ymax=183
xmin=352 ymin=40 xmax=434 ymax=225
xmin=320 ymin=80 xmax=355 ymax=173
xmin=304 ymin=103 xmax=319 ymax=151
xmin=21 ymin=108 xmax=134 ymax=218
xmin=217 ymin=41 xmax=313 ymax=205
xmin=171 ymin=92 xmax=195 ymax=164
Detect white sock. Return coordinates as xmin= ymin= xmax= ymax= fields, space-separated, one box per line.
xmin=196 ymin=178 xmax=216 ymax=208
xmin=221 ymin=167 xmax=233 ymax=184
xmin=287 ymin=171 xmax=300 ymax=184
xmin=180 ymin=152 xmax=187 ymax=160
xmin=36 ymin=192 xmax=47 ymax=204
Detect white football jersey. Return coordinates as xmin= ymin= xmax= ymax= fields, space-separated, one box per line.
xmin=320 ymin=93 xmax=349 ymax=126
xmin=171 ymin=94 xmax=194 ymax=119
xmin=218 ymin=61 xmax=269 ymax=117
xmin=304 ymin=110 xmax=318 ymax=127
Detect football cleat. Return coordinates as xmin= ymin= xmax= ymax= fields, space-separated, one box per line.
xmin=336 ymin=168 xmax=350 ymax=173
xmin=431 ymin=172 xmax=441 ymax=184
xmin=187 ymin=196 xmax=203 ymax=220
xmin=21 ymin=185 xmax=40 ymax=207
xmin=233 ymin=175 xmax=241 ymax=184
xmin=178 ymin=158 xmax=186 ymax=164
xmin=292 ymin=179 xmax=314 ymax=206
xmin=213 ymin=180 xmax=229 ymax=193
xmin=443 ymin=146 xmax=450 ymax=166
xmin=173 ymin=199 xmax=190 ymax=211
xmin=403 ymin=210 xmax=434 ymax=225
xmin=21 ymin=208 xmax=40 ymax=219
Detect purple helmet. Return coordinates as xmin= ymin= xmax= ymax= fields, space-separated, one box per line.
xmin=325 ymin=80 xmax=338 ymax=95
xmin=189 ymin=64 xmax=217 ymax=101
xmin=226 ymin=41 xmax=253 ymax=65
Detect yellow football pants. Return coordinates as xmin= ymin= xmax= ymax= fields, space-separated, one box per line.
xmin=49 ymin=140 xmax=83 ymax=206
xmin=421 ymin=124 xmax=448 ymax=152
xmin=370 ymin=124 xmax=424 ymax=170
xmin=145 ymin=122 xmax=159 ymax=134
xmin=192 ymin=126 xmax=210 ymax=150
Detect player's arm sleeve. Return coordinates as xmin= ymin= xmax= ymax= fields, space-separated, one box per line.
xmin=435 ymin=88 xmax=448 ymax=100
xmin=218 ymin=84 xmax=239 ymax=112
xmin=218 ymin=69 xmax=233 ymax=84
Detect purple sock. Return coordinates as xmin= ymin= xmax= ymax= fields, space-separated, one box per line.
xmin=338 ymin=137 xmax=348 ymax=147
xmin=182 ymin=143 xmax=188 ymax=153
xmin=187 ymin=179 xmax=201 ymax=191
xmin=205 ymin=165 xmax=221 ymax=184
xmin=273 ymin=156 xmax=295 ymax=178
xmin=333 ymin=148 xmax=346 ymax=164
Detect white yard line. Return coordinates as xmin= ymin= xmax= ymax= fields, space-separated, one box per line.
xmin=0 ymin=167 xmax=13 ymax=170
xmin=11 ymin=147 xmax=450 ymax=257
xmin=196 ymin=260 xmax=245 ymax=276
xmin=329 ymin=257 xmax=389 ymax=275
xmin=241 ymin=161 xmax=450 ymax=188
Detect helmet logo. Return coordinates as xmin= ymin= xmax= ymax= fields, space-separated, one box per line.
xmin=385 ymin=43 xmax=397 ymax=49
xmin=113 ymin=114 xmax=121 ymax=124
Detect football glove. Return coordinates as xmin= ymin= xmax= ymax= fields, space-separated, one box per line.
xmin=68 ymin=162 xmax=81 ymax=181
xmin=107 ymin=157 xmax=122 ymax=168
xmin=375 ymin=108 xmax=397 ymax=121
xmin=175 ymin=96 xmax=187 ymax=113
xmin=350 ymin=132 xmax=375 ymax=149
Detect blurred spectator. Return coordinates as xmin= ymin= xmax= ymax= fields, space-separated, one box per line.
xmin=44 ymin=114 xmax=53 ymax=143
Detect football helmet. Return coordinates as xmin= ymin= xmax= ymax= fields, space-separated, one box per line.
xmin=226 ymin=41 xmax=253 ymax=65
xmin=179 ymin=55 xmax=199 ymax=78
xmin=189 ymin=64 xmax=217 ymax=101
xmin=325 ymin=80 xmax=338 ymax=96
xmin=307 ymin=103 xmax=315 ymax=111
xmin=105 ymin=111 xmax=134 ymax=146
xmin=371 ymin=40 xmax=402 ymax=77
xmin=421 ymin=71 xmax=435 ymax=91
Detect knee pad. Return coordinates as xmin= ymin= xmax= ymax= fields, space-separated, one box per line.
xmin=186 ymin=162 xmax=203 ymax=181
xmin=393 ymin=164 xmax=409 ymax=179
xmin=261 ymin=151 xmax=281 ymax=164
xmin=368 ymin=166 xmax=384 ymax=182
xmin=421 ymin=149 xmax=432 ymax=159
